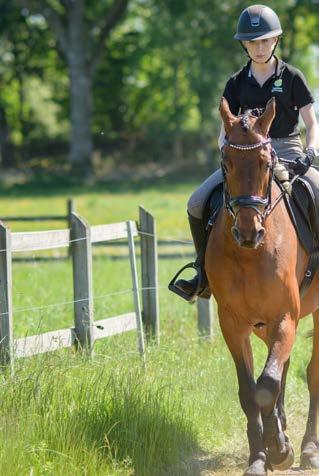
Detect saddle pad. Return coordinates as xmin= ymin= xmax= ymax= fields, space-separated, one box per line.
xmin=285 ymin=178 xmax=316 ymax=255
xmin=204 ymin=183 xmax=223 ymax=228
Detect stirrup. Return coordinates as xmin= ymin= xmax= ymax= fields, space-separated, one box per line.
xmin=168 ymin=262 xmax=203 ymax=302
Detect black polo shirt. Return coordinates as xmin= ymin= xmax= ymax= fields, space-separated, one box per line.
xmin=222 ymin=57 xmax=314 ymax=138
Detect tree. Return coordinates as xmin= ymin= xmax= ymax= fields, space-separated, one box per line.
xmin=0 ymin=3 xmax=52 ymax=166
xmin=19 ymin=0 xmax=130 ymax=175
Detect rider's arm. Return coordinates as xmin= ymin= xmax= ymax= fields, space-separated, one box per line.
xmin=300 ymin=103 xmax=319 ymax=149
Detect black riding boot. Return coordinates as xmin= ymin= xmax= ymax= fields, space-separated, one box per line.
xmin=168 ymin=213 xmax=211 ymax=302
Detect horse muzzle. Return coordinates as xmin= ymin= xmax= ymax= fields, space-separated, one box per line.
xmin=231 ymin=224 xmax=265 ymax=248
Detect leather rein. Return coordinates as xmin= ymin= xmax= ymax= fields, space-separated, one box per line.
xmin=221 ymin=137 xmax=282 ymax=223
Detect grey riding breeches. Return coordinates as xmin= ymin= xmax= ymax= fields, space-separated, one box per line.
xmin=187 ymin=135 xmax=309 ymax=219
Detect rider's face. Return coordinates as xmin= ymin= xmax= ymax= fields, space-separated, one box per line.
xmin=243 ymin=37 xmax=278 ymax=63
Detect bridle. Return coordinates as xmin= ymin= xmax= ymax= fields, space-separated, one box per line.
xmin=221 ymin=136 xmax=277 ymax=222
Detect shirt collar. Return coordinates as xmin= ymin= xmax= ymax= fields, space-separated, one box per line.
xmin=247 ymin=56 xmax=285 ymax=80
xmin=275 ymin=58 xmax=285 ymax=78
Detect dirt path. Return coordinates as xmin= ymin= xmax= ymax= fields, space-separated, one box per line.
xmin=208 ymin=469 xmax=319 ymax=475
xmin=187 ymin=446 xmax=319 ymax=475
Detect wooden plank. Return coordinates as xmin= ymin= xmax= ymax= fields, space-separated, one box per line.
xmin=139 ymin=206 xmax=159 ymax=343
xmin=70 ymin=213 xmax=94 ymax=352
xmin=0 ymin=223 xmax=14 ymax=370
xmin=94 ymin=312 xmax=137 ymax=339
xmin=197 ymin=297 xmax=214 ymax=340
xmin=91 ymin=221 xmax=137 ymax=244
xmin=11 ymin=229 xmax=70 ymax=252
xmin=127 ymin=221 xmax=145 ymax=364
xmin=14 ymin=328 xmax=75 ymax=358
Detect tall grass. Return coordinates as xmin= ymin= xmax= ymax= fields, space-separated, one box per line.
xmin=0 ymin=352 xmax=198 ymax=476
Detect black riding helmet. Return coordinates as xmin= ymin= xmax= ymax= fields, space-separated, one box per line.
xmin=234 ymin=4 xmax=282 ymax=41
xmin=234 ymin=5 xmax=282 ymax=63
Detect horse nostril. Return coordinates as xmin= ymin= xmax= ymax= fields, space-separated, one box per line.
xmin=256 ymin=228 xmax=265 ymax=243
xmin=231 ymin=226 xmax=240 ymax=243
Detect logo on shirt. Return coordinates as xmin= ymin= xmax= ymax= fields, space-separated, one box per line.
xmin=271 ymin=79 xmax=283 ymax=93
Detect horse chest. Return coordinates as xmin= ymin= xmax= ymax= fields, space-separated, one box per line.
xmin=208 ymin=247 xmax=290 ymax=319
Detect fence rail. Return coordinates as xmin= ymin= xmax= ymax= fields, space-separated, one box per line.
xmin=0 ymin=207 xmax=158 ymax=369
xmin=0 ymin=198 xmax=74 ymax=224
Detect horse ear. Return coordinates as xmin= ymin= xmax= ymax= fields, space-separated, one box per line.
xmin=219 ymin=97 xmax=236 ymax=135
xmin=256 ymin=97 xmax=276 ymax=136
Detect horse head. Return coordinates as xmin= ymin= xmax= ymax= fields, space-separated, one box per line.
xmin=220 ymin=97 xmax=276 ymax=248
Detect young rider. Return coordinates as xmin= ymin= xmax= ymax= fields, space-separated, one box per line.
xmin=169 ymin=4 xmax=319 ymax=302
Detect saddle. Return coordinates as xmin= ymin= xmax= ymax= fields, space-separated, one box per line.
xmin=206 ymin=172 xmax=319 ymax=297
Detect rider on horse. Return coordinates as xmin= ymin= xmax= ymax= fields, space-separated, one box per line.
xmin=169 ymin=4 xmax=319 ymax=302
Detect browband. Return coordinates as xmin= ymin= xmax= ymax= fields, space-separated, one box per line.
xmin=223 ymin=137 xmax=271 ymax=151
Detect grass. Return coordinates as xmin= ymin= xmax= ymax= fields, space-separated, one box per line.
xmin=0 ymin=353 xmax=199 ymax=476
xmin=0 ymin=179 xmax=315 ymax=475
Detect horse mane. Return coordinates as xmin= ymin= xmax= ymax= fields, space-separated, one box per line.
xmin=240 ymin=108 xmax=264 ymax=132
xmin=240 ymin=113 xmax=250 ymax=131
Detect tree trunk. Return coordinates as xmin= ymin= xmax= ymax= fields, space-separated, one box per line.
xmin=172 ymin=60 xmax=184 ymax=163
xmin=0 ymin=106 xmax=15 ymax=169
xmin=69 ymin=64 xmax=93 ymax=175
xmin=68 ymin=0 xmax=93 ymax=176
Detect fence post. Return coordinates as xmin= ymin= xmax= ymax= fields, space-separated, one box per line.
xmin=0 ymin=223 xmax=14 ymax=371
xmin=70 ymin=212 xmax=94 ymax=353
xmin=67 ymin=199 xmax=75 ymax=257
xmin=127 ymin=221 xmax=146 ymax=365
xmin=197 ymin=297 xmax=214 ymax=341
xmin=139 ymin=206 xmax=159 ymax=343
xmin=67 ymin=199 xmax=75 ymax=227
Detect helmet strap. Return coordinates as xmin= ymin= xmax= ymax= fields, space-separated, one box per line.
xmin=265 ymin=37 xmax=280 ymax=63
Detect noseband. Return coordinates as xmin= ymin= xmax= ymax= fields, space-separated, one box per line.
xmin=222 ymin=137 xmax=276 ymax=222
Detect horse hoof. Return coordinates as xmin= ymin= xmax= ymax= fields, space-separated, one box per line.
xmin=243 ymin=459 xmax=267 ymax=475
xmin=300 ymin=442 xmax=319 ymax=469
xmin=270 ymin=442 xmax=294 ymax=471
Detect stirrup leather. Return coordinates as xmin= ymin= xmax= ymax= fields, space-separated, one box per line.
xmin=168 ymin=262 xmax=203 ymax=302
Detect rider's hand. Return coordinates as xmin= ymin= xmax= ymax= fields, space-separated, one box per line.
xmin=293 ymin=148 xmax=318 ymax=175
xmin=305 ymin=147 xmax=319 ymax=164
xmin=293 ymin=155 xmax=311 ymax=175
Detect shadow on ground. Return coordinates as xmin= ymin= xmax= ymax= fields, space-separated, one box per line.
xmin=59 ymin=387 xmax=201 ymax=476
xmin=184 ymin=450 xmax=247 ymax=476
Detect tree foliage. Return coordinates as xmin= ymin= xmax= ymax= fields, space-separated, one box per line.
xmin=0 ymin=0 xmax=318 ymax=173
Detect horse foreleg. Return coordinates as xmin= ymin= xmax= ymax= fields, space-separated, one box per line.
xmin=276 ymin=358 xmax=290 ymax=432
xmin=300 ymin=310 xmax=319 ymax=470
xmin=254 ymin=326 xmax=289 ymax=432
xmin=256 ymin=313 xmax=296 ymax=471
xmin=220 ymin=314 xmax=267 ymax=476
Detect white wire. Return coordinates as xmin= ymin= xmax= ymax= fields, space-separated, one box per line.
xmin=0 ymin=286 xmax=168 ymax=318
xmin=0 ymin=230 xmax=191 ymax=319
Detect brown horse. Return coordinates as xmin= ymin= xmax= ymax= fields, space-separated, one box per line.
xmin=206 ymin=97 xmax=319 ymax=476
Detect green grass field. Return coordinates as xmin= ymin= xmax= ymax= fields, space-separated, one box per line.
xmin=0 ymin=179 xmax=315 ymax=475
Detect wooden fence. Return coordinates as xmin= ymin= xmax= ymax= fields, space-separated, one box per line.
xmin=1 ymin=198 xmax=75 ymax=225
xmin=0 ymin=206 xmax=159 ymax=370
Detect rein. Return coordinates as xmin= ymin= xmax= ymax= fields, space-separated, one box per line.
xmin=222 ymin=137 xmax=279 ymax=222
